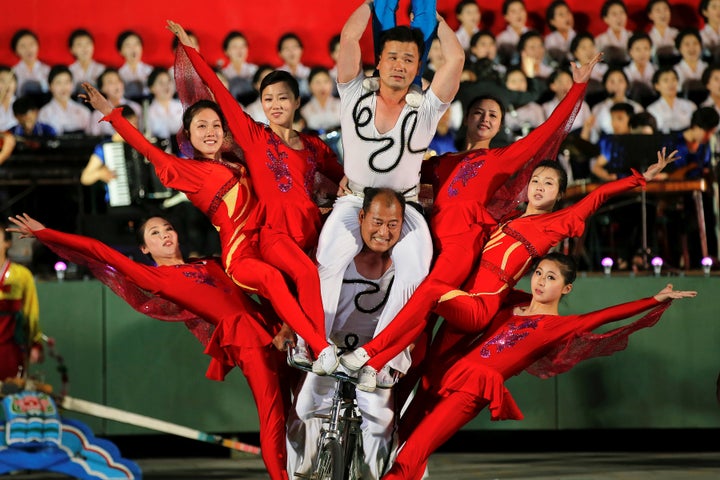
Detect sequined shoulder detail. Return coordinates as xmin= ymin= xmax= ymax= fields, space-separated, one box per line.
xmin=207 ymin=176 xmax=240 ymax=217
xmin=503 ymin=223 xmax=540 ymax=258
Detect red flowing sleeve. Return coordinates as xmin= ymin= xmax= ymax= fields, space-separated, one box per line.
xmin=486 ymin=81 xmax=588 ymax=221
xmin=33 ymin=228 xmax=206 ymax=330
xmin=103 ymin=108 xmax=208 ymax=194
xmin=555 ymin=169 xmax=646 ymax=238
xmin=525 ymin=296 xmax=669 ymax=379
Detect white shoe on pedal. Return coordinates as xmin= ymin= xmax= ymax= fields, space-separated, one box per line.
xmin=312 ymin=344 xmax=339 ymax=375
xmin=340 ymin=347 xmax=370 ymax=372
xmin=357 ymin=366 xmax=377 ymax=392
xmin=291 ymin=341 xmax=312 ymax=367
xmin=376 ymin=365 xmax=397 ymax=388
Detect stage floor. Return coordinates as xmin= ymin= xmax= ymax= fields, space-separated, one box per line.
xmin=8 ymin=451 xmax=720 ymax=479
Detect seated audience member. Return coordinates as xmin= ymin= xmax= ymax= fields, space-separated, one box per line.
xmin=496 ymin=0 xmax=530 ymax=66
xmin=647 ymin=66 xmax=697 ymax=133
xmin=700 ymin=0 xmax=720 ymax=60
xmin=0 ymin=131 xmax=16 ymax=166
xmin=594 ymin=0 xmax=632 ymax=67
xmin=569 ymin=32 xmax=607 ymax=102
xmin=542 ymin=68 xmax=592 ymax=135
xmin=221 ymin=31 xmax=258 ymax=103
xmin=463 ymin=30 xmax=506 ymax=83
xmin=646 ymin=0 xmax=678 ymax=65
xmin=0 ymin=66 xmax=18 ymax=131
xmin=453 ymin=0 xmax=482 ymax=53
xmin=10 ymin=29 xmax=50 ymax=97
xmin=427 ymin=107 xmax=460 ymax=157
xmin=88 ymin=68 xmax=143 ymax=137
xmin=624 ymin=31 xmax=657 ymax=106
xmin=327 ymin=33 xmax=341 ymax=95
xmin=277 ymin=32 xmax=310 ymax=100
xmin=673 ymin=28 xmax=709 ymax=98
xmin=116 ymin=30 xmax=153 ymax=100
xmin=300 ymin=66 xmax=340 ymax=134
xmin=517 ymin=30 xmax=554 ymax=80
xmin=590 ymin=67 xmax=643 ymax=142
xmin=11 ymin=95 xmax=56 ymax=137
xmin=657 ymin=107 xmax=720 ymax=269
xmin=544 ymin=0 xmax=577 ymax=65
xmin=701 ymin=62 xmax=720 ymax=113
xmin=67 ymin=28 xmax=106 ymax=95
xmin=145 ymin=67 xmax=183 ymax=142
xmin=243 ymin=64 xmax=273 ymax=124
xmin=504 ymin=66 xmax=546 ymax=139
xmin=38 ymin=65 xmax=91 ymax=135
xmin=591 ymin=102 xmax=640 ymax=182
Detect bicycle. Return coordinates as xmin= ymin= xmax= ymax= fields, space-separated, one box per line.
xmin=286 ymin=336 xmax=367 ymax=480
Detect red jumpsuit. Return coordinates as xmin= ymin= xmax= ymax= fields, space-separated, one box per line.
xmin=434 ymin=170 xmax=647 ymax=333
xmin=383 ymin=295 xmax=672 ymax=480
xmin=178 ymin=44 xmax=345 ymax=335
xmin=101 ymin=108 xmax=330 ymax=357
xmin=359 ymin=82 xmax=588 ymax=372
xmin=34 ymin=227 xmax=295 ymax=480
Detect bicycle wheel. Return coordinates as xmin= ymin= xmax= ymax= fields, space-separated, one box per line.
xmin=341 ymin=408 xmax=363 ymax=480
xmin=313 ymin=438 xmax=343 ymax=480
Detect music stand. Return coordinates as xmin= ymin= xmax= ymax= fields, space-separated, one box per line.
xmin=603 ymin=133 xmax=674 ymax=267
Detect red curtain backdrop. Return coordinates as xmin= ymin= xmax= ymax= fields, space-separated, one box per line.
xmin=0 ymin=0 xmax=703 ymax=71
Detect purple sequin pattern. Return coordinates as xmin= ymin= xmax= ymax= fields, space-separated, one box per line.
xmin=447 ymin=151 xmax=486 ymax=197
xmin=479 ymin=317 xmax=540 ymax=358
xmin=303 ymin=140 xmax=319 ymax=195
xmin=266 ymin=135 xmax=292 ymax=192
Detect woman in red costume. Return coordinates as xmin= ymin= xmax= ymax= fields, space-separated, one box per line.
xmin=7 ymin=213 xmax=296 ymax=480
xmin=340 ymin=53 xmax=603 ymax=387
xmin=381 ymin=252 xmax=697 ymax=480
xmin=351 ymin=140 xmax=678 ymax=391
xmin=167 ymin=20 xmax=345 ymax=373
xmin=80 ymin=77 xmax=339 ymax=376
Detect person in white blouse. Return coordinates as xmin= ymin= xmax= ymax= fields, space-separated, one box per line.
xmin=38 ymin=65 xmax=91 ymax=135
xmin=518 ymin=30 xmax=554 ymax=80
xmin=700 ymin=0 xmax=720 ymax=59
xmin=145 ymin=67 xmax=183 ymax=141
xmin=701 ymin=63 xmax=720 ymax=113
xmin=453 ymin=0 xmax=481 ymax=53
xmin=116 ymin=30 xmax=154 ymax=100
xmin=220 ymin=31 xmax=258 ymax=102
xmin=277 ymin=32 xmax=311 ymax=100
xmin=300 ymin=67 xmax=341 ymax=133
xmin=496 ymin=0 xmax=529 ymax=66
xmin=67 ymin=29 xmax=106 ymax=95
xmin=590 ymin=67 xmax=643 ymax=142
xmin=673 ymin=28 xmax=708 ymax=91
xmin=624 ymin=32 xmax=657 ymax=103
xmin=594 ymin=0 xmax=632 ymax=66
xmin=542 ymin=68 xmax=592 ymax=134
xmin=88 ymin=68 xmax=143 ymax=137
xmin=544 ymin=0 xmax=576 ymax=65
xmin=646 ymin=0 xmax=678 ymax=63
xmin=0 ymin=67 xmax=18 ymax=132
xmin=10 ymin=29 xmax=50 ymax=96
xmin=243 ymin=64 xmax=273 ymax=125
xmin=646 ymin=66 xmax=697 ymax=133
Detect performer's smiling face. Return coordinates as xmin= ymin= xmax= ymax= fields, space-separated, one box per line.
xmin=359 ymin=193 xmax=403 ymax=254
xmin=261 ymin=81 xmax=300 ymax=128
xmin=188 ymin=108 xmax=224 ymax=159
xmin=377 ymin=41 xmax=420 ymax=91
xmin=465 ymin=98 xmax=503 ymax=145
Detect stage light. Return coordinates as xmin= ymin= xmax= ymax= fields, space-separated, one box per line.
xmin=701 ymin=257 xmax=713 ymax=277
xmin=601 ymin=257 xmax=613 ymax=276
xmin=651 ymin=257 xmax=663 ymax=276
xmin=54 ymin=261 xmax=67 ymax=282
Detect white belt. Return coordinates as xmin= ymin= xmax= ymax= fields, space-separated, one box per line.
xmin=346 ymin=180 xmax=420 ymax=202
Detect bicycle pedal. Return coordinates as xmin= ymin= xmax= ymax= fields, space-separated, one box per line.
xmin=314 ymin=413 xmax=332 ymax=420
xmin=293 ymin=472 xmax=312 ymax=479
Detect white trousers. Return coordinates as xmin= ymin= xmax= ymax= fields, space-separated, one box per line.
xmin=287 ymin=373 xmax=396 ymax=480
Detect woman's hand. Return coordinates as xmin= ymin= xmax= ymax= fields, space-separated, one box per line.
xmin=653 ymin=283 xmax=697 ymax=302
xmin=78 ymin=82 xmax=115 ymax=116
xmin=643 ymin=147 xmax=679 ymax=181
xmin=166 ymin=20 xmax=195 ymax=49
xmin=272 ymin=323 xmax=296 ymax=351
xmin=572 ymin=52 xmax=603 ymax=84
xmin=6 ymin=213 xmax=46 ymax=239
